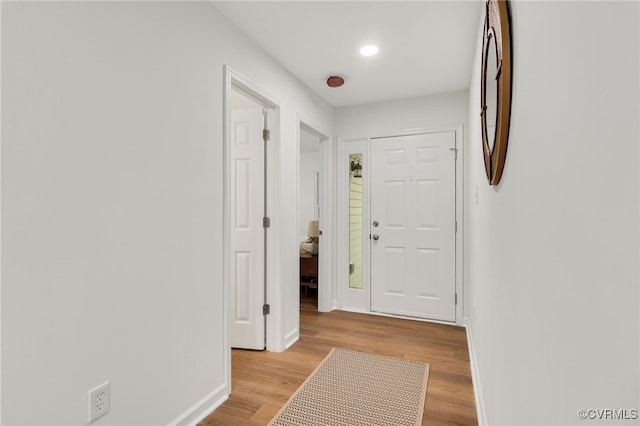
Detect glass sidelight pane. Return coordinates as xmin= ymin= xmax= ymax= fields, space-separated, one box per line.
xmin=349 ymin=154 xmax=363 ymax=289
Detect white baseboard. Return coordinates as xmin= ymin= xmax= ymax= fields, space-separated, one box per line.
xmin=284 ymin=328 xmax=299 ymax=350
xmin=341 ymin=306 xmax=457 ymax=326
xmin=463 ymin=318 xmax=487 ymax=426
xmin=340 ymin=306 xmax=368 ymax=314
xmin=168 ymin=383 xmax=228 ymax=426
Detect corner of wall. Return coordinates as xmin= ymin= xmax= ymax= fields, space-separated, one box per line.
xmin=463 ymin=320 xmax=487 ymax=426
xmin=283 ymin=329 xmax=299 ymax=350
xmin=168 ymin=384 xmax=228 ymax=426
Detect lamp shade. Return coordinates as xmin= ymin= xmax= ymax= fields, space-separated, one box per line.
xmin=307 ymin=220 xmax=319 ymax=239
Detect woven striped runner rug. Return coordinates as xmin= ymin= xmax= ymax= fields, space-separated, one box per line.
xmin=269 ymin=348 xmax=430 ymax=426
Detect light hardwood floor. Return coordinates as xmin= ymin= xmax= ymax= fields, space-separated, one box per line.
xmin=200 ymin=294 xmax=477 ymax=426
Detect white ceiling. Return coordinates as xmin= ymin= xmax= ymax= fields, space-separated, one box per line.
xmin=212 ymin=1 xmax=483 ymax=108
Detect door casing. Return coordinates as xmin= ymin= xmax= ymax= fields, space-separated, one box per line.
xmin=298 ymin=120 xmax=333 ymax=313
xmin=336 ymin=126 xmax=465 ymax=325
xmin=223 ymin=66 xmax=281 ymax=394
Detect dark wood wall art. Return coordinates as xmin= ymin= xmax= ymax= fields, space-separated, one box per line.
xmin=481 ymin=0 xmax=512 ymax=185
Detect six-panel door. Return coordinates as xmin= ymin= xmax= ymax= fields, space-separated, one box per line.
xmin=370 ymin=132 xmax=456 ymax=321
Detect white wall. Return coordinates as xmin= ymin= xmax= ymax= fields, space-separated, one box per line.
xmin=466 ymin=2 xmax=639 ymax=425
xmin=1 ymin=2 xmax=332 ymax=424
xmin=334 ymin=91 xmax=469 ymax=139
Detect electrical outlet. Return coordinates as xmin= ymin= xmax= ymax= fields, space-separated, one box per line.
xmin=88 ymin=382 xmax=110 ymax=423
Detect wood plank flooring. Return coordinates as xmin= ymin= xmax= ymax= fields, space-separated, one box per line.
xmin=200 ymin=294 xmax=477 ymax=426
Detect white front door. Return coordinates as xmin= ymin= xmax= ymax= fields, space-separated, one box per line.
xmin=370 ymin=132 xmax=456 ymax=321
xmin=230 ymin=108 xmax=265 ymax=349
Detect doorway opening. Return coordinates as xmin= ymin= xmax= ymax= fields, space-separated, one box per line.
xmin=298 ymin=126 xmax=321 ymax=310
xmin=337 ymin=128 xmax=464 ymax=324
xmin=295 ymin=119 xmax=332 ymax=331
xmin=223 ymin=66 xmax=280 ymax=395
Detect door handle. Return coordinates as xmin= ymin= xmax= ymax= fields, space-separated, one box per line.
xmin=372 ymin=234 xmax=379 ymax=241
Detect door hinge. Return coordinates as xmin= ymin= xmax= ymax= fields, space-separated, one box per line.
xmin=455 ymin=293 xmax=458 ymax=305
xmin=263 ymin=129 xmax=271 ymax=142
xmin=455 ymin=221 xmax=458 ymax=233
xmin=450 ymin=147 xmax=457 ymax=160
xmin=263 ymin=217 xmax=271 ymax=228
xmin=263 ymin=304 xmax=270 ymax=315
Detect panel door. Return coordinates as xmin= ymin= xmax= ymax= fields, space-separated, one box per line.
xmin=370 ymin=132 xmax=456 ymax=321
xmin=230 ymin=108 xmax=265 ymax=349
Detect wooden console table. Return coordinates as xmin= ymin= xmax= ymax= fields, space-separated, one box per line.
xmin=300 ymin=252 xmax=318 ymax=295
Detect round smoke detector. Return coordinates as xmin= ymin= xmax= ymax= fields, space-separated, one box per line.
xmin=326 ymin=75 xmax=345 ymax=88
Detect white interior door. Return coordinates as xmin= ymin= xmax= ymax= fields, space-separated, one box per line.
xmin=370 ymin=132 xmax=456 ymax=321
xmin=230 ymin=108 xmax=265 ymax=349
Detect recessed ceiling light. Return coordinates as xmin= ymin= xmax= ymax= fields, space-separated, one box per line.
xmin=360 ymin=45 xmax=379 ymax=57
